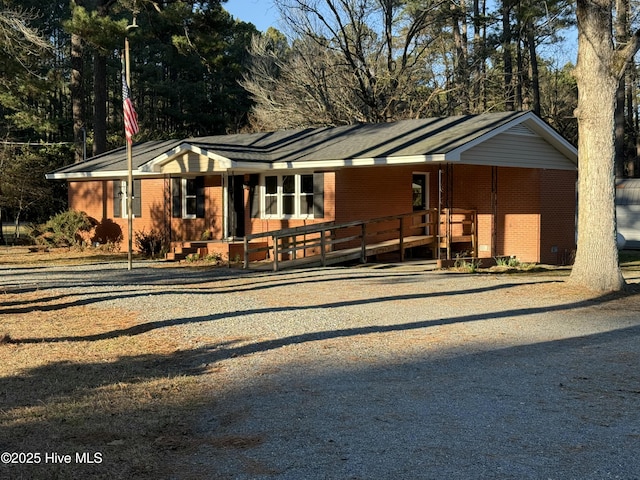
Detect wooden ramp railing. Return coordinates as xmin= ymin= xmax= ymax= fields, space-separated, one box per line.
xmin=243 ymin=208 xmax=477 ymax=271
xmin=439 ymin=208 xmax=478 ymax=260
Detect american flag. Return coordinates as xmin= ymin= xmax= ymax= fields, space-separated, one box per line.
xmin=122 ymin=73 xmax=139 ymax=144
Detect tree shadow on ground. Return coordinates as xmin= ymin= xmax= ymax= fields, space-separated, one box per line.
xmin=2 ymin=313 xmax=640 ymax=479
xmin=7 ymin=280 xmax=568 ymax=342
xmin=3 ymin=270 xmax=640 ymax=479
xmin=0 ymin=266 xmax=428 ymax=310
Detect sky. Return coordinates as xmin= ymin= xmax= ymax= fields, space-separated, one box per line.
xmin=222 ymin=0 xmax=577 ymax=66
xmin=224 ymin=0 xmax=279 ymax=32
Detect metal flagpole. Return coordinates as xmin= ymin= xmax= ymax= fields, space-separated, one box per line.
xmin=125 ymin=37 xmax=133 ymax=270
xmin=124 ymin=18 xmax=138 ymax=271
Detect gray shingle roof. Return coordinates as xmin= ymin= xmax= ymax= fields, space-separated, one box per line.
xmin=48 ymin=140 xmax=182 ymax=176
xmin=189 ymin=111 xmax=528 ymax=163
xmin=48 ymin=111 xmax=564 ymax=178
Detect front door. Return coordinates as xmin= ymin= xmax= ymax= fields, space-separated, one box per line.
xmin=228 ymin=175 xmax=245 ymax=238
xmin=412 ymin=173 xmax=430 ymax=234
xmin=412 ymin=173 xmax=428 ymax=211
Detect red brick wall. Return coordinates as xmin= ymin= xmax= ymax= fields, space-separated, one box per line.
xmin=334 ymin=165 xmax=441 ymax=221
xmin=495 ymin=167 xmax=542 ymax=263
xmin=68 ymin=175 xmax=225 ymax=251
xmin=67 ymin=165 xmax=575 ymax=263
xmin=448 ymin=165 xmax=493 ymax=258
xmin=448 ymin=165 xmax=576 ymax=264
xmin=67 ymin=181 xmax=107 ymax=221
xmin=332 ymin=165 xmax=439 ymax=248
xmin=539 ymin=169 xmax=577 ymax=264
xmin=169 ymin=175 xmax=224 ymax=242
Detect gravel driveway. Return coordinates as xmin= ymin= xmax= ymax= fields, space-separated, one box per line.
xmin=3 ymin=260 xmax=640 ymax=479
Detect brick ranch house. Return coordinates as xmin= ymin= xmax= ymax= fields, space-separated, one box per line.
xmin=46 ymin=111 xmax=577 ymax=265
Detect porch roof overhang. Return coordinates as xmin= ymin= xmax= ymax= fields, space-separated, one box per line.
xmin=45 ymin=111 xmax=577 ymax=181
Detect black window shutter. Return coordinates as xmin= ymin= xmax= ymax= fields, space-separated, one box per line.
xmin=313 ymin=172 xmax=324 ymax=218
xmin=113 ymin=180 xmax=122 ymax=218
xmin=195 ymin=176 xmax=205 ymax=218
xmin=172 ymin=178 xmax=181 ymax=218
xmin=249 ymin=174 xmax=260 ymax=218
xmin=132 ymin=179 xmax=142 ymax=217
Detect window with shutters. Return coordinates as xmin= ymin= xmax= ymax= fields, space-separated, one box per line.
xmin=261 ymin=173 xmax=323 ymax=219
xmin=172 ymin=176 xmax=205 ymax=219
xmin=113 ymin=179 xmax=141 ymax=218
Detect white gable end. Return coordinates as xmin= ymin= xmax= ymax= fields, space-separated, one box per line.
xmin=459 ymin=132 xmax=577 ymax=170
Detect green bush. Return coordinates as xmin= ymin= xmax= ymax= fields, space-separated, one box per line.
xmin=495 ymin=256 xmax=521 ymax=268
xmin=31 ymin=210 xmax=94 ymax=247
xmin=134 ymin=229 xmax=166 ymax=258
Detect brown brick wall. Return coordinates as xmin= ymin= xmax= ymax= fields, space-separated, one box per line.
xmin=446 ymin=165 xmax=576 ymax=264
xmin=495 ymin=167 xmax=542 ymax=263
xmin=448 ymin=165 xmax=494 ymax=258
xmin=67 ymin=165 xmax=575 ymax=263
xmin=68 ymin=176 xmax=225 ymax=251
xmin=170 ymin=175 xmax=224 ymax=242
xmin=335 ymin=165 xmax=439 ymax=222
xmin=539 ymin=169 xmax=577 ymax=264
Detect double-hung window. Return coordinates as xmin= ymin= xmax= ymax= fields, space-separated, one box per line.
xmin=172 ymin=176 xmax=205 ymax=219
xmin=259 ymin=173 xmax=323 ymax=219
xmin=265 ymin=176 xmax=279 ymax=216
xmin=182 ymin=178 xmax=198 ymax=219
xmin=113 ymin=179 xmax=141 ymax=218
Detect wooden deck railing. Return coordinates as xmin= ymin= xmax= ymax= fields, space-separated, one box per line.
xmin=244 ymin=209 xmax=438 ymax=271
xmin=243 ymin=208 xmax=477 ymax=271
xmin=439 ymin=208 xmax=478 ymax=260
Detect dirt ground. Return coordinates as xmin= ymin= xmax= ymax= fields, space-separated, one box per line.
xmin=2 ymin=247 xmax=640 ymax=479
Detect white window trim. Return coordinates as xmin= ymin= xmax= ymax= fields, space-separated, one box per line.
xmin=182 ymin=178 xmax=197 ymax=219
xmin=261 ymin=173 xmax=315 ymax=220
xmin=118 ymin=180 xmax=136 ymax=219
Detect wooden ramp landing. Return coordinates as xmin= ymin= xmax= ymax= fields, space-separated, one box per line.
xmin=244 ymin=209 xmax=477 ymax=272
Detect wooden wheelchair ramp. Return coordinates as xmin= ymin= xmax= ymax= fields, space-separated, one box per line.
xmin=243 ymin=209 xmax=477 ymax=272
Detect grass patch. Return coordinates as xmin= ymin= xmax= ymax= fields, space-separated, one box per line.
xmin=0 ymin=246 xmax=132 ymax=267
xmin=0 ymin=290 xmax=213 ymax=479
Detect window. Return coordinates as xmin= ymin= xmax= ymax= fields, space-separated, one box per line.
xmin=113 ymin=179 xmax=141 ymax=218
xmin=260 ymin=173 xmax=323 ymax=219
xmin=265 ymin=176 xmax=278 ymax=216
xmin=300 ymin=174 xmax=315 ymax=216
xmin=183 ymin=178 xmax=198 ymax=219
xmin=172 ymin=176 xmax=205 ymax=219
xmin=282 ymin=175 xmax=295 ymax=216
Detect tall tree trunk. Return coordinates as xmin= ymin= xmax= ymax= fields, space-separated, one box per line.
xmin=93 ymin=52 xmax=108 ymax=156
xmin=92 ymin=0 xmax=114 ymax=156
xmin=502 ymin=1 xmax=514 ymax=110
xmin=569 ymin=0 xmax=639 ymax=292
xmin=71 ymin=32 xmax=85 ymax=163
xmin=615 ymin=76 xmax=626 ymax=176
xmin=472 ymin=0 xmax=485 ymax=113
xmin=628 ymin=65 xmax=637 ymax=176
xmin=452 ymin=0 xmax=469 ymax=113
xmin=526 ymin=26 xmax=540 ymax=115
xmin=614 ymin=0 xmax=629 ymax=177
xmin=515 ymin=37 xmax=524 ymax=109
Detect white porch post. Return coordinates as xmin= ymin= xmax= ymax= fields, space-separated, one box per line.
xmin=222 ymin=173 xmax=229 ymax=240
